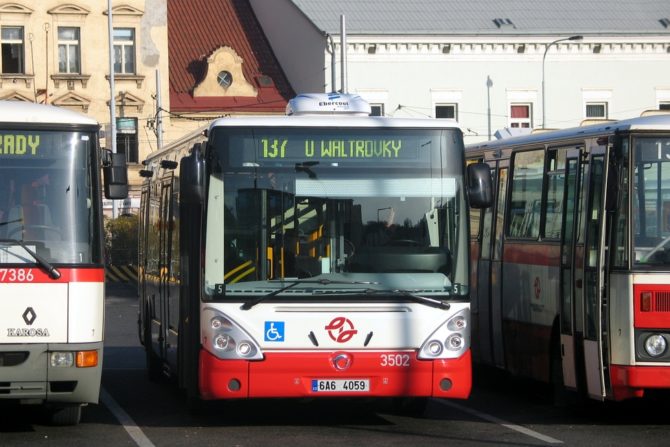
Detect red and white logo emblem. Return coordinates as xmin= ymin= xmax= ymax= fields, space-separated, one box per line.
xmin=325 ymin=316 xmax=358 ymax=343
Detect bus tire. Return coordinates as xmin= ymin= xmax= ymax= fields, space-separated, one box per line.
xmin=550 ymin=338 xmax=568 ymax=407
xmin=144 ymin=308 xmax=162 ymax=382
xmin=49 ymin=405 xmax=82 ymax=426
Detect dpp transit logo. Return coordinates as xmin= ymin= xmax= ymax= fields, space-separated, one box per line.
xmin=325 ymin=316 xmax=357 ymax=343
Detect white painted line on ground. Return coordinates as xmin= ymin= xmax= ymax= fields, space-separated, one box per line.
xmin=437 ymin=399 xmax=564 ymax=445
xmin=100 ymin=387 xmax=156 ymax=447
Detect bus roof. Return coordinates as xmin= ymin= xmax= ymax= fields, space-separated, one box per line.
xmin=208 ymin=114 xmax=461 ymax=131
xmin=467 ymin=114 xmax=670 ymax=152
xmin=0 ymin=100 xmax=98 ymax=126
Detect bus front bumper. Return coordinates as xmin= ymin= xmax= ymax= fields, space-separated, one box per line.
xmin=199 ymin=349 xmax=471 ymax=400
xmin=0 ymin=343 xmax=102 ymax=405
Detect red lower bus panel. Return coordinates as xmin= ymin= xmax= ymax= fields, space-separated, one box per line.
xmin=610 ymin=364 xmax=670 ymax=400
xmin=198 ymin=349 xmax=471 ymax=400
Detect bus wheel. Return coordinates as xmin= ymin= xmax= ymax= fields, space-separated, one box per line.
xmin=550 ymin=339 xmax=568 ymax=407
xmin=144 ymin=310 xmax=162 ymax=382
xmin=49 ymin=405 xmax=82 ymax=426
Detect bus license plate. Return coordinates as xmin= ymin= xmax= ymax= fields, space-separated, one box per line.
xmin=311 ymin=379 xmax=369 ymax=393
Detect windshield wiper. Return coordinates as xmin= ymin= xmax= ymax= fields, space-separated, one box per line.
xmin=362 ymin=288 xmax=451 ymax=310
xmin=0 ymin=238 xmax=61 ymax=279
xmin=240 ymin=278 xmax=379 ymax=310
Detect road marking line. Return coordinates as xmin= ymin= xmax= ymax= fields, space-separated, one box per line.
xmin=437 ymin=400 xmax=563 ymax=445
xmin=100 ymin=387 xmax=156 ymax=447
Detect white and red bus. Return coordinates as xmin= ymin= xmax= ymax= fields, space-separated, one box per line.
xmin=0 ymin=101 xmax=127 ymax=424
xmin=137 ymin=93 xmax=491 ymax=410
xmin=467 ymin=113 xmax=670 ymax=401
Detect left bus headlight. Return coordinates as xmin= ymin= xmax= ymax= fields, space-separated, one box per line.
xmin=644 ymin=334 xmax=667 ymax=357
xmin=418 ymin=308 xmax=470 ymax=359
xmin=202 ymin=308 xmax=263 ymax=360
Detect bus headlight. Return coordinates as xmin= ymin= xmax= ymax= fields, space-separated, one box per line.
xmin=446 ymin=334 xmax=464 ymax=350
xmin=202 ymin=308 xmax=263 ymax=360
xmin=644 ymin=334 xmax=667 ymax=357
xmin=50 ymin=352 xmax=74 ymax=368
xmin=418 ymin=307 xmax=470 ymax=359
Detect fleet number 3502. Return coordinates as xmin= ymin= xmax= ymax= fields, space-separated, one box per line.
xmin=0 ymin=269 xmax=34 ymax=282
xmin=380 ymin=354 xmax=410 ymax=367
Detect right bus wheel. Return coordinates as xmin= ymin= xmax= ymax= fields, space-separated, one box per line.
xmin=144 ymin=310 xmax=162 ymax=382
xmin=49 ymin=405 xmax=82 ymax=426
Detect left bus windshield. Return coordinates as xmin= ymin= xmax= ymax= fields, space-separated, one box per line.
xmin=0 ymin=130 xmax=101 ymax=264
xmin=204 ymin=126 xmax=468 ymax=300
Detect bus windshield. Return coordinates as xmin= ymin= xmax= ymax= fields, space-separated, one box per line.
xmin=204 ymin=126 xmax=468 ymax=300
xmin=633 ymin=136 xmax=670 ymax=267
xmin=0 ymin=130 xmax=101 ymax=265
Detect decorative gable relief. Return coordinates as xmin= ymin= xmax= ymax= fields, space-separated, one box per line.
xmin=0 ymin=91 xmax=34 ymax=102
xmin=0 ymin=3 xmax=33 ymax=15
xmin=194 ymin=46 xmax=257 ymax=98
xmin=48 ymin=4 xmax=90 ymax=16
xmin=104 ymin=4 xmax=144 ymax=16
xmin=108 ymin=91 xmax=145 ymax=114
xmin=52 ymin=92 xmax=91 ymax=112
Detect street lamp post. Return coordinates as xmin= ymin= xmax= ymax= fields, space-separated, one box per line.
xmin=541 ymin=35 xmax=583 ymax=129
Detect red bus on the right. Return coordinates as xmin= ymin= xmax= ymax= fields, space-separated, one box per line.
xmin=467 ymin=113 xmax=670 ymax=401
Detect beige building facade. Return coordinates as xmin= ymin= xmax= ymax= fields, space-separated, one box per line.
xmin=0 ymin=0 xmax=169 ymax=206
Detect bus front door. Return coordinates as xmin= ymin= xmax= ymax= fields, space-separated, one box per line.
xmin=559 ymin=148 xmax=582 ymax=390
xmin=579 ymin=148 xmax=610 ymax=400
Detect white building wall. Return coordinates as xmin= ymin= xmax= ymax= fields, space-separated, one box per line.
xmin=330 ymin=37 xmax=670 ymax=144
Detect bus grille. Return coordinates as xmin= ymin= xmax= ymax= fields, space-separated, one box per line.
xmin=656 ymin=292 xmax=670 ymax=312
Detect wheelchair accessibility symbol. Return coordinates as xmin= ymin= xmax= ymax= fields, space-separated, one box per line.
xmin=264 ymin=321 xmax=285 ymax=342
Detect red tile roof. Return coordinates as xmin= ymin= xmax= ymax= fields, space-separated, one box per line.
xmin=168 ymin=0 xmax=294 ymax=113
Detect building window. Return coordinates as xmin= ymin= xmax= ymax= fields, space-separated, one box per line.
xmin=370 ymin=103 xmax=384 ymax=116
xmin=58 ymin=27 xmax=81 ymax=74
xmin=510 ymin=104 xmax=532 ymax=128
xmin=117 ymin=117 xmax=138 ymax=163
xmin=113 ymin=28 xmax=135 ymax=74
xmin=585 ymin=102 xmax=608 ymax=119
xmin=435 ymin=104 xmax=457 ymax=119
xmin=659 ymin=102 xmax=670 ymax=111
xmin=1 ymin=26 xmax=24 ymax=74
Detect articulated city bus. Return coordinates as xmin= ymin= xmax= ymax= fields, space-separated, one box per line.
xmin=138 ymin=93 xmax=491 ymax=411
xmin=467 ymin=114 xmax=670 ymax=401
xmin=0 ymin=101 xmax=127 ymax=424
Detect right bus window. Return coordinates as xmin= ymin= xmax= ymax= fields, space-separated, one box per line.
xmin=633 ymin=137 xmax=670 ymax=266
xmin=507 ymin=149 xmax=544 ymax=239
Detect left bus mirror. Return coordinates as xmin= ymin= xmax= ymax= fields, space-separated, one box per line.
xmin=467 ymin=162 xmax=493 ymax=209
xmin=103 ymin=151 xmax=129 ymax=199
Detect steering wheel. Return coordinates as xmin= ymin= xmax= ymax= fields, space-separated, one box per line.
xmin=8 ymin=225 xmax=62 ymax=239
xmin=385 ymin=239 xmax=422 ymax=247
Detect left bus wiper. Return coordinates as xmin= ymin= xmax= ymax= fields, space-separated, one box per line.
xmin=240 ymin=278 xmax=379 ymax=311
xmin=0 ymin=238 xmax=61 ymax=279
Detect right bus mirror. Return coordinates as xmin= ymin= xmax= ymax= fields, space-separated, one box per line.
xmin=102 ymin=151 xmax=129 ymax=199
xmin=466 ymin=162 xmax=493 ymax=209
xmin=180 ymin=143 xmax=205 ymax=204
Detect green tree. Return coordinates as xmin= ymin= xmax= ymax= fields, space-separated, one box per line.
xmin=104 ymin=214 xmax=138 ymax=265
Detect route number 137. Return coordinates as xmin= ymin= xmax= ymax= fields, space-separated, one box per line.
xmin=262 ymin=139 xmax=287 ymax=158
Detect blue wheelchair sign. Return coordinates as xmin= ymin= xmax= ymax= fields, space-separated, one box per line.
xmin=264 ymin=321 xmax=285 ymax=342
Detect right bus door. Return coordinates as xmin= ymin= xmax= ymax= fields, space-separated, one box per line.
xmin=559 ymin=148 xmax=582 ymax=390
xmin=561 ymin=145 xmax=611 ymax=400
xmin=580 ymin=147 xmax=609 ymax=400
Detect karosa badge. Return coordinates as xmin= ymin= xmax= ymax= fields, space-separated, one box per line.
xmin=6 ymin=307 xmax=50 ymax=337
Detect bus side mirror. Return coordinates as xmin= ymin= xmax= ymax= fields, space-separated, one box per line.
xmin=102 ymin=150 xmax=128 ymax=199
xmin=467 ymin=162 xmax=493 ymax=209
xmin=180 ymin=143 xmax=205 ymax=204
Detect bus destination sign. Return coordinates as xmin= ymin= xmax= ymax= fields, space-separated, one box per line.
xmin=0 ymin=133 xmax=41 ymax=157
xmin=258 ymin=137 xmax=417 ymax=161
